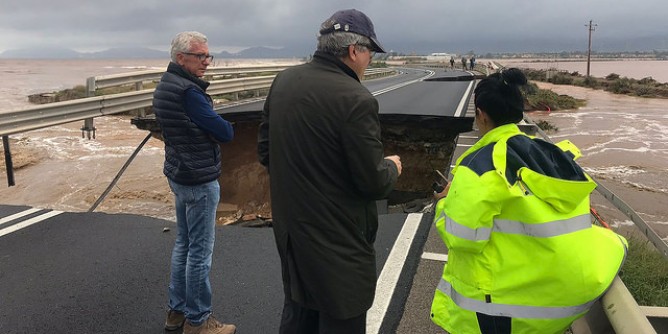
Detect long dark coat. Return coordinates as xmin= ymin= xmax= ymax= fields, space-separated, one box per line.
xmin=257 ymin=51 xmax=398 ymax=319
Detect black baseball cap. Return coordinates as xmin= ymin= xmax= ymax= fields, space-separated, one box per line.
xmin=319 ymin=9 xmax=386 ymax=53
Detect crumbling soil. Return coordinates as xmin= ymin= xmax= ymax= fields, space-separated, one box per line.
xmin=217 ymin=121 xmax=272 ymax=223
xmin=214 ymin=121 xmax=457 ymax=226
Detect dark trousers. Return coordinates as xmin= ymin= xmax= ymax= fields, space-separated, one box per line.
xmin=477 ymin=312 xmax=511 ymax=334
xmin=279 ymin=299 xmax=366 ymax=334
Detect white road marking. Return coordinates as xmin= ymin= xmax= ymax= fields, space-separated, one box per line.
xmin=454 ymin=80 xmax=475 ymax=118
xmin=0 ymin=210 xmax=63 ymax=238
xmin=0 ymin=208 xmax=41 ymax=227
xmin=367 ymin=213 xmax=423 ymax=334
xmin=372 ymin=69 xmax=435 ymax=96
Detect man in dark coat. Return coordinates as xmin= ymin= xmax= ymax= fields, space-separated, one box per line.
xmin=257 ymin=9 xmax=402 ymax=334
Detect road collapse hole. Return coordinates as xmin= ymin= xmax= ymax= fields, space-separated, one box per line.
xmin=215 ymin=120 xmax=460 ymax=227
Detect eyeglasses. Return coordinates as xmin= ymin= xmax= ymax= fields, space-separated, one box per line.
xmin=182 ymin=52 xmax=214 ymax=62
xmin=355 ymin=44 xmax=376 ymax=58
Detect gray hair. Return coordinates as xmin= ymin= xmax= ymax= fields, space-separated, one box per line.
xmin=170 ymin=31 xmax=208 ymax=62
xmin=317 ymin=26 xmax=371 ymax=58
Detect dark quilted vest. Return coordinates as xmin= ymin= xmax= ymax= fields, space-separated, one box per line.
xmin=152 ymin=62 xmax=221 ymax=185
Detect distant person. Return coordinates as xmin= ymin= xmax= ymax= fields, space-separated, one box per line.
xmin=429 ymin=68 xmax=627 ymax=334
xmin=153 ymin=31 xmax=236 ymax=334
xmin=450 ymin=56 xmax=455 ymax=69
xmin=470 ymin=56 xmax=475 ymax=70
xmin=461 ymin=56 xmax=468 ymax=70
xmin=257 ymin=8 xmax=401 ymax=334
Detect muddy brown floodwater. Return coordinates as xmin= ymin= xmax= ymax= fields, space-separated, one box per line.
xmin=0 ymin=116 xmax=173 ymax=219
xmin=526 ymin=82 xmax=668 ymax=241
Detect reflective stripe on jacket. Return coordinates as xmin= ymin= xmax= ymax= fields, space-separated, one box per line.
xmin=431 ymin=124 xmax=627 ymax=334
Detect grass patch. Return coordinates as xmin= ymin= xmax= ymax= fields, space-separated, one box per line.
xmin=370 ymin=61 xmax=389 ymax=68
xmin=522 ymin=82 xmax=585 ymax=112
xmin=619 ymin=236 xmax=668 ymax=306
xmin=58 ymin=85 xmax=88 ymax=99
xmin=534 ymin=120 xmax=558 ymax=132
xmin=522 ymin=68 xmax=668 ymax=98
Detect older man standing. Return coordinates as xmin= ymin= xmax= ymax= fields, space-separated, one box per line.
xmin=258 ymin=9 xmax=401 ymax=334
xmin=153 ymin=31 xmax=235 ymax=334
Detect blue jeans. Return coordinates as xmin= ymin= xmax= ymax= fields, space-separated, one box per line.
xmin=167 ymin=179 xmax=220 ymax=325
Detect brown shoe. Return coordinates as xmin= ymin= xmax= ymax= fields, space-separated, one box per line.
xmin=183 ymin=315 xmax=236 ymax=334
xmin=164 ymin=309 xmax=186 ymax=331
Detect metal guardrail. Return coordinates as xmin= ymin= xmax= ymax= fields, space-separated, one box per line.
xmin=0 ymin=90 xmax=153 ymax=136
xmin=571 ymin=276 xmax=659 ymax=334
xmin=595 ymin=183 xmax=668 ymax=259
xmin=601 ymin=277 xmax=658 ymax=333
xmin=365 ymin=67 xmax=396 ymax=77
xmin=90 ymin=66 xmax=393 ymax=91
xmin=81 ymin=65 xmax=292 ymax=132
xmin=89 ymin=65 xmax=291 ymax=90
xmin=0 ymin=75 xmax=278 ymax=137
xmin=0 ymin=67 xmax=396 ymax=138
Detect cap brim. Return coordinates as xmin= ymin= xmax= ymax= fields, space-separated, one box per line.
xmin=369 ymin=36 xmax=386 ymax=53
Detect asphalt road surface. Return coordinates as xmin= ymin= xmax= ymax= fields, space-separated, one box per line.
xmin=0 ymin=205 xmax=434 ymax=334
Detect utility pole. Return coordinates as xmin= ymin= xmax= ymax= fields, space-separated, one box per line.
xmin=585 ymin=20 xmax=597 ymax=77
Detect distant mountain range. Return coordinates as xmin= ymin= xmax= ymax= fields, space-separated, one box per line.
xmin=0 ymin=46 xmax=311 ymax=59
xmin=3 ymin=34 xmax=666 ymax=60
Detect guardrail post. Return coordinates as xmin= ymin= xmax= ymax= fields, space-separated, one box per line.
xmin=135 ymin=82 xmax=146 ymax=117
xmin=2 ymin=136 xmax=15 ymax=187
xmin=82 ymin=77 xmax=97 ymax=139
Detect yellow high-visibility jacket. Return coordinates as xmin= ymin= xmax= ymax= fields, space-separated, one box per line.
xmin=431 ymin=124 xmax=627 ymax=334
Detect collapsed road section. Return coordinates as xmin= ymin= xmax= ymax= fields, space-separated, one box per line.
xmin=131 ymin=68 xmax=476 ymax=224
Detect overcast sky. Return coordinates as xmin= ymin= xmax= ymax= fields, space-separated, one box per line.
xmin=1 ymin=0 xmax=667 ymax=55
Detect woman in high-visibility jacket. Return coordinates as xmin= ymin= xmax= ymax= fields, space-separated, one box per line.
xmin=430 ymin=68 xmax=627 ymax=334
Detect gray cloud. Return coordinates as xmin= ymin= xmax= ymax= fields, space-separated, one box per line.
xmin=1 ymin=0 xmax=666 ymax=54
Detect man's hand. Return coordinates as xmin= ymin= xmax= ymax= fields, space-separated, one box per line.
xmin=433 ymin=182 xmax=450 ymax=201
xmin=385 ymin=155 xmax=402 ymax=176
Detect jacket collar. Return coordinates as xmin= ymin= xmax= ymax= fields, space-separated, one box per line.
xmin=312 ymin=51 xmax=360 ymax=82
xmin=457 ymin=123 xmax=522 ymax=165
xmin=166 ymin=62 xmax=210 ymax=90
xmin=477 ymin=123 xmax=522 ymax=147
